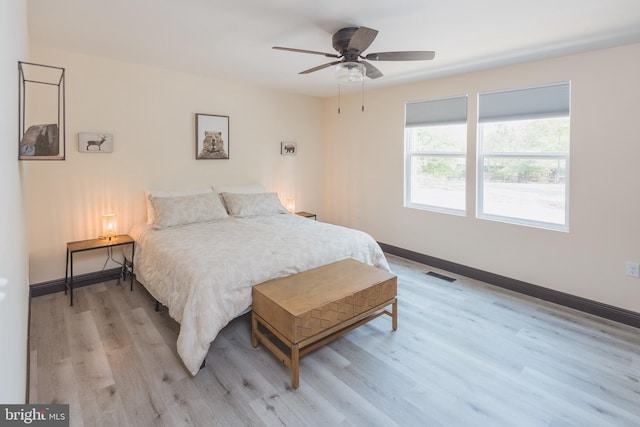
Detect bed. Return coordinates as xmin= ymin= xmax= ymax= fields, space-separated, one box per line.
xmin=130 ymin=187 xmax=390 ymax=375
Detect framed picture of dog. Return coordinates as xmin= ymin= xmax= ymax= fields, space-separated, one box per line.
xmin=196 ymin=114 xmax=230 ymax=159
xmin=78 ymin=133 xmax=113 ymax=153
xmin=281 ymin=141 xmax=297 ymax=156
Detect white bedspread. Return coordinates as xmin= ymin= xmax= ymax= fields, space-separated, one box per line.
xmin=130 ymin=213 xmax=390 ymax=375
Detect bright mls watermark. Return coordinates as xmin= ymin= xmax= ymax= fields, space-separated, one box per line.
xmin=0 ymin=405 xmax=69 ymax=426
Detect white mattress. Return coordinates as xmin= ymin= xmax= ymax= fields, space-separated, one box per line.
xmin=130 ymin=213 xmax=390 ymax=375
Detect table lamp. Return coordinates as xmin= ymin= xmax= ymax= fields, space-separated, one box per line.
xmin=101 ymin=213 xmax=117 ymax=241
xmin=286 ymin=198 xmax=296 ymax=213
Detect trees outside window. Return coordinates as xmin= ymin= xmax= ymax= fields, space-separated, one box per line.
xmin=405 ymin=95 xmax=467 ymax=214
xmin=406 ymin=124 xmax=466 ymax=213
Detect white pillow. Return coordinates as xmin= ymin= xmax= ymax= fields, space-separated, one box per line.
xmin=145 ymin=187 xmax=212 ymax=225
xmin=150 ymin=192 xmax=228 ymax=229
xmin=221 ymin=192 xmax=288 ymax=217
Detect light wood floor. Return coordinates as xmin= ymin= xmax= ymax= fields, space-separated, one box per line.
xmin=30 ymin=255 xmax=640 ymax=426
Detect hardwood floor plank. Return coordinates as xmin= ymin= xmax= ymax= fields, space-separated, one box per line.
xmin=48 ymin=358 xmax=84 ymax=427
xmin=522 ymin=366 xmax=640 ymax=426
xmin=121 ymin=306 xmax=187 ymax=384
xmin=83 ymin=287 xmax=134 ymax=352
xmin=82 ymin=382 xmax=132 ymax=427
xmin=31 ymin=293 xmax=71 ymax=365
xmin=187 ymin=362 xmax=268 ymax=427
xmin=28 ymin=350 xmax=37 ymax=403
xmin=208 ymin=328 xmax=345 ymax=427
xmin=64 ymin=310 xmax=115 ymax=391
xmin=30 ymin=254 xmax=640 ymax=426
xmin=325 ymin=334 xmax=444 ymax=426
xmin=300 ymin=354 xmax=401 ymax=427
xmin=105 ymin=344 xmax=171 ymax=426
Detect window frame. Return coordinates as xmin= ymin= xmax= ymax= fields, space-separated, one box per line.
xmin=404 ymin=95 xmax=468 ymax=215
xmin=476 ymin=82 xmax=571 ymax=231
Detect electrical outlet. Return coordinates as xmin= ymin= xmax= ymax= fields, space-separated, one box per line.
xmin=625 ymin=261 xmax=640 ymax=278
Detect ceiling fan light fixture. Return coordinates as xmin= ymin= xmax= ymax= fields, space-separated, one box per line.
xmin=335 ymin=62 xmax=365 ymax=84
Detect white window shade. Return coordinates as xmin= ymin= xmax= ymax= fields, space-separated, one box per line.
xmin=405 ymin=95 xmax=467 ymax=127
xmin=478 ymin=82 xmax=570 ymax=123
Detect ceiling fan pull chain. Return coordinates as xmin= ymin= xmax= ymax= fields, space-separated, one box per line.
xmin=361 ymin=79 xmax=365 ymax=112
xmin=338 ymin=84 xmax=341 ymax=114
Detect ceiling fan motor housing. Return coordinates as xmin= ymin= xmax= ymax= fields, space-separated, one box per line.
xmin=332 ymin=27 xmax=361 ymax=60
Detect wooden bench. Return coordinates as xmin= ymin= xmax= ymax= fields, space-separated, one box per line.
xmin=251 ymin=258 xmax=397 ymax=389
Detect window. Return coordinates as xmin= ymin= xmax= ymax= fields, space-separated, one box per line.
xmin=405 ymin=95 xmax=468 ymax=213
xmin=477 ymin=82 xmax=570 ymax=230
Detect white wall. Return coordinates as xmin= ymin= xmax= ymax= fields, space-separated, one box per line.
xmin=0 ymin=0 xmax=30 ymax=403
xmin=26 ymin=46 xmax=324 ymax=283
xmin=324 ymin=43 xmax=640 ymax=313
xmin=24 ymin=38 xmax=640 ymax=317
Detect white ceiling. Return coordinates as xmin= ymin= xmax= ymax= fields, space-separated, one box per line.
xmin=27 ymin=0 xmax=640 ymax=97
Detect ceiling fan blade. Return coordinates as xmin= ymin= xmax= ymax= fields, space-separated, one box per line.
xmin=273 ymin=46 xmax=340 ymax=58
xmin=365 ymin=51 xmax=436 ymax=61
xmin=347 ymin=27 xmax=378 ymax=52
xmin=299 ymin=61 xmax=342 ymax=75
xmin=362 ymin=61 xmax=383 ymax=79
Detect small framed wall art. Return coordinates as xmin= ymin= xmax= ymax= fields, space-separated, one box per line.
xmin=196 ymin=114 xmax=229 ymax=159
xmin=78 ymin=133 xmax=113 ymax=152
xmin=281 ymin=141 xmax=297 ymax=155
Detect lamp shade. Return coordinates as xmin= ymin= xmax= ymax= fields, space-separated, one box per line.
xmin=102 ymin=213 xmax=117 ymax=239
xmin=335 ymin=62 xmax=365 ymax=84
xmin=286 ymin=198 xmax=296 ymax=213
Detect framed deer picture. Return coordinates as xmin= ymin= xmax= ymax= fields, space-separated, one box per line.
xmin=78 ymin=133 xmax=113 ymax=153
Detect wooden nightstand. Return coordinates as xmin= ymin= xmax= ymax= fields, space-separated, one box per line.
xmin=64 ymin=234 xmax=135 ymax=306
xmin=295 ymin=211 xmax=317 ymax=220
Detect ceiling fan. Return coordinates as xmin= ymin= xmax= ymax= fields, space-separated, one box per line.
xmin=273 ymin=26 xmax=435 ymax=81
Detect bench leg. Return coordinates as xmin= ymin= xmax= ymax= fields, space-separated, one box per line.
xmin=291 ymin=344 xmax=300 ymax=389
xmin=392 ymin=298 xmax=398 ymax=331
xmin=251 ymin=312 xmax=258 ymax=348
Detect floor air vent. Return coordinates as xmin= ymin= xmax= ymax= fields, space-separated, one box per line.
xmin=426 ymin=271 xmax=456 ymax=282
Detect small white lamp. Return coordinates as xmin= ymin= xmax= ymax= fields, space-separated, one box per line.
xmin=286 ymin=198 xmax=296 ymax=213
xmin=101 ymin=213 xmax=117 ymax=240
